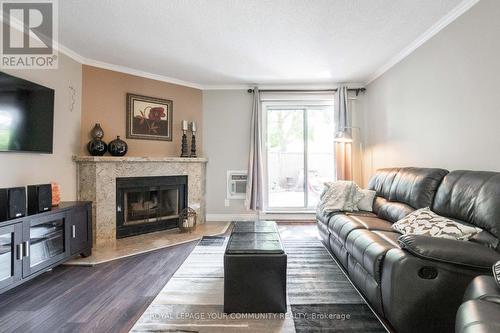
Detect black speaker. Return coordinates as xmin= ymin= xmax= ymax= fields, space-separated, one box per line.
xmin=28 ymin=184 xmax=52 ymax=215
xmin=0 ymin=187 xmax=26 ymax=221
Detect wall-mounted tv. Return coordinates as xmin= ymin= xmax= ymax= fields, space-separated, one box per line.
xmin=0 ymin=72 xmax=54 ymax=153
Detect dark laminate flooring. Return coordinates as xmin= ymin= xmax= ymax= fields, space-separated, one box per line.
xmin=0 ymin=240 xmax=197 ymax=333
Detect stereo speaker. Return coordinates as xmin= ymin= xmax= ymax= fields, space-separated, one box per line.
xmin=0 ymin=187 xmax=26 ymax=221
xmin=28 ymin=184 xmax=52 ymax=215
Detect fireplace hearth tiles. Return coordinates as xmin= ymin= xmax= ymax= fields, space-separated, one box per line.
xmin=74 ymin=156 xmax=207 ymax=246
xmin=65 ymin=221 xmax=230 ymax=266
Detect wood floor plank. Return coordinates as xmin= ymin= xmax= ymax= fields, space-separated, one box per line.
xmin=0 ymin=240 xmax=197 ymax=333
xmin=0 ymin=222 xmax=316 ymax=333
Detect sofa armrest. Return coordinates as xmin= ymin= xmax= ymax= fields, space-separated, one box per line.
xmin=399 ymin=234 xmax=500 ymax=270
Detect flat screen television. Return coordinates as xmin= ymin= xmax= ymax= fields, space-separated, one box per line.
xmin=0 ymin=72 xmax=54 ymax=153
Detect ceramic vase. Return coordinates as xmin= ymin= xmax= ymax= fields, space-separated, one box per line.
xmin=108 ymin=136 xmax=128 ymax=156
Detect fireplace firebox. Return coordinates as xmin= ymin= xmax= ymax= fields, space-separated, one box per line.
xmin=116 ymin=176 xmax=187 ymax=238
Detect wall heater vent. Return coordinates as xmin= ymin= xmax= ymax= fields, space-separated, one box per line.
xmin=227 ymin=171 xmax=247 ymax=199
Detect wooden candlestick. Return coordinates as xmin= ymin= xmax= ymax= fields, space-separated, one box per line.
xmin=180 ymin=131 xmax=189 ymax=157
xmin=190 ymin=133 xmax=197 ymax=158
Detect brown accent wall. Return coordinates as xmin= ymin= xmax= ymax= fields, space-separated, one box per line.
xmin=81 ymin=65 xmax=202 ymax=157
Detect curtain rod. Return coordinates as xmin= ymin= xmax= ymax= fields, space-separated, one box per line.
xmin=247 ymin=88 xmax=366 ymax=96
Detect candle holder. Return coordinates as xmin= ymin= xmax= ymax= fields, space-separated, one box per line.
xmin=180 ymin=130 xmax=189 ymax=157
xmin=180 ymin=120 xmax=189 ymax=157
xmin=190 ymin=121 xmax=197 ymax=158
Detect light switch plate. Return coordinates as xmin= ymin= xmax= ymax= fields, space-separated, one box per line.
xmin=224 ymin=199 xmax=230 ymax=207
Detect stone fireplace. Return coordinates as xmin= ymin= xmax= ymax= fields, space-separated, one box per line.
xmin=74 ymin=156 xmax=207 ymax=245
xmin=116 ymin=175 xmax=187 ymax=238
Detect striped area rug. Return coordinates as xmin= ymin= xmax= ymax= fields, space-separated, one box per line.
xmin=131 ymin=235 xmax=387 ymax=332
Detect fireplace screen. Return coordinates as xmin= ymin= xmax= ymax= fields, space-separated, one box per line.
xmin=116 ymin=176 xmax=187 ymax=238
xmin=124 ymin=188 xmax=179 ymax=225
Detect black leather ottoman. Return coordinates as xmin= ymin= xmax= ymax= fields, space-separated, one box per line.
xmin=224 ymin=221 xmax=287 ymax=313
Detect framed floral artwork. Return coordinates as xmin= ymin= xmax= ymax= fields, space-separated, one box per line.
xmin=126 ymin=93 xmax=173 ymax=141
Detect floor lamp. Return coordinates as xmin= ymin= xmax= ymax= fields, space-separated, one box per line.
xmin=334 ymin=127 xmax=363 ymax=184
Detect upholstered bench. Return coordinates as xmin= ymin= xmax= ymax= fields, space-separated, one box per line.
xmin=223 ymin=221 xmax=287 ymax=313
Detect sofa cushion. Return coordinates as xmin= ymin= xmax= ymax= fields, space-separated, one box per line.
xmin=372 ymin=231 xmax=400 ymax=248
xmin=470 ymin=230 xmax=499 ymax=250
xmin=316 ymin=210 xmax=333 ymax=226
xmin=328 ymin=214 xmax=364 ymax=242
xmin=345 ymin=229 xmax=397 ymax=282
xmin=433 ymin=170 xmax=500 ymax=238
xmin=373 ymin=196 xmax=414 ymax=222
xmin=367 ymin=167 xmax=400 ymax=199
xmin=388 ymin=167 xmax=448 ymax=209
xmin=348 ymin=215 xmax=394 ymax=232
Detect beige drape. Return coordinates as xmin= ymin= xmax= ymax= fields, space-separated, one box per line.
xmin=245 ymin=87 xmax=264 ymax=211
xmin=334 ymin=86 xmax=352 ymax=181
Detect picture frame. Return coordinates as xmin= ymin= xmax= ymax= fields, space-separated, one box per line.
xmin=126 ymin=93 xmax=173 ymax=141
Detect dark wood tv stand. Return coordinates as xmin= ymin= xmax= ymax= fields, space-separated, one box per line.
xmin=0 ymin=201 xmax=92 ymax=294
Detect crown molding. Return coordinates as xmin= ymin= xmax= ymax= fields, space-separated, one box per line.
xmin=365 ymin=0 xmax=480 ymax=85
xmin=56 ymin=44 xmax=204 ymax=90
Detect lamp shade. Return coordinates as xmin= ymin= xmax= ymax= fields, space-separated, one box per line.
xmin=334 ymin=130 xmax=353 ymax=143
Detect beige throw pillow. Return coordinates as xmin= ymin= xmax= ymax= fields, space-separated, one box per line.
xmin=357 ymin=189 xmax=376 ymax=212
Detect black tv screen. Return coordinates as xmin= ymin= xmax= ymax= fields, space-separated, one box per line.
xmin=0 ymin=72 xmax=54 ymax=153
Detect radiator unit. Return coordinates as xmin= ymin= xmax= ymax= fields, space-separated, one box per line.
xmin=227 ymin=171 xmax=247 ymax=199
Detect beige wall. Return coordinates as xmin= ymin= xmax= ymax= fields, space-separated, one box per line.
xmin=81 ymin=65 xmax=203 ymax=157
xmin=361 ymin=0 xmax=500 ymax=185
xmin=0 ymin=53 xmax=82 ymax=200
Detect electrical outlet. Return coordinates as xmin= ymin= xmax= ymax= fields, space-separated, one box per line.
xmin=224 ymin=199 xmax=230 ymax=207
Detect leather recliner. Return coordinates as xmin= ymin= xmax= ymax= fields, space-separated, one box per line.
xmin=317 ymin=167 xmax=500 ymax=333
xmin=456 ymin=275 xmax=500 ymax=333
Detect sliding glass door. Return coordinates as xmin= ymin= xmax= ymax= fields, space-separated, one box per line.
xmin=264 ymin=102 xmax=335 ymax=211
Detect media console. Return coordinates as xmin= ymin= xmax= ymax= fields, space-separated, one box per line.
xmin=0 ymin=201 xmax=92 ymax=294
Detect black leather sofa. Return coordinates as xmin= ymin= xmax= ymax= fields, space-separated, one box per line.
xmin=316 ymin=167 xmax=500 ymax=333
xmin=456 ymin=275 xmax=500 ymax=333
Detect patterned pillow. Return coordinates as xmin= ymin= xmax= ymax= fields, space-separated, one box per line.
xmin=392 ymin=207 xmax=483 ymax=241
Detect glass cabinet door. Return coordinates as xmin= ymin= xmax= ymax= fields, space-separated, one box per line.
xmin=0 ymin=223 xmax=22 ymax=290
xmin=23 ymin=212 xmax=68 ymax=277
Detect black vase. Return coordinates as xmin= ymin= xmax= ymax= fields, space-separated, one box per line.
xmin=108 ymin=136 xmax=128 ymax=156
xmin=87 ymin=139 xmax=107 ymax=156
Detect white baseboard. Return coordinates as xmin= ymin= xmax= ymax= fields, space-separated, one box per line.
xmin=260 ymin=212 xmax=315 ymax=221
xmin=206 ymin=214 xmax=258 ymax=222
xmin=206 ymin=212 xmax=315 ymax=222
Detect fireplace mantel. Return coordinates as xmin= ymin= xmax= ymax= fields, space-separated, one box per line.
xmin=73 ymin=156 xmax=208 ymax=163
xmin=74 ymin=155 xmax=207 ymax=245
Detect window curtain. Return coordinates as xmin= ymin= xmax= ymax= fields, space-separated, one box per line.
xmin=334 ymin=86 xmax=352 ymax=180
xmin=245 ymin=87 xmax=264 ymax=211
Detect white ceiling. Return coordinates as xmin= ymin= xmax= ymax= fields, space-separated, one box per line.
xmin=59 ymin=0 xmax=472 ymax=88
